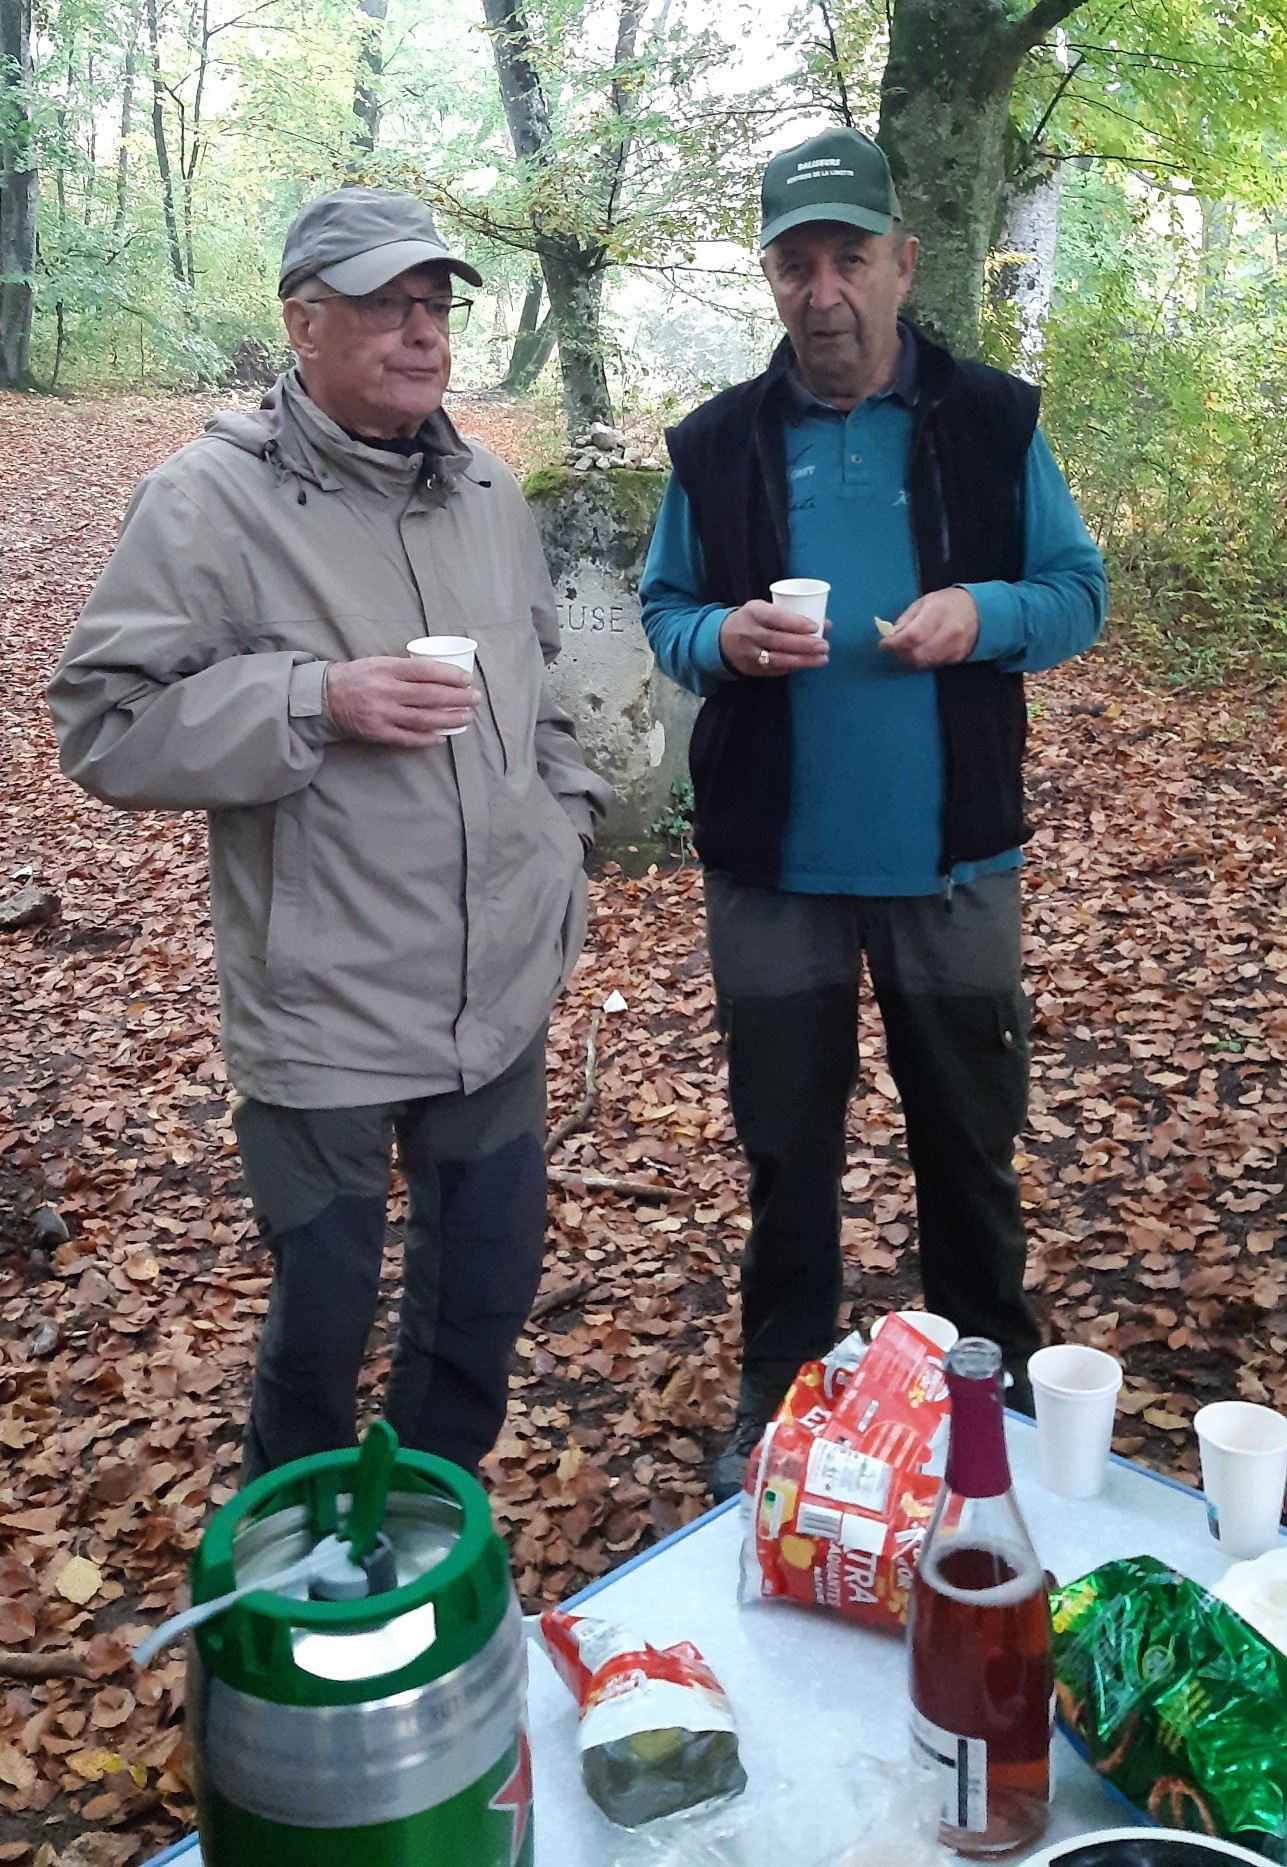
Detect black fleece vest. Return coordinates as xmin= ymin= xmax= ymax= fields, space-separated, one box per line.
xmin=665 ymin=326 xmax=1040 ymax=886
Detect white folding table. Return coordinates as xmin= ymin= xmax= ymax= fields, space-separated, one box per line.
xmin=147 ymin=1416 xmax=1239 ymax=1865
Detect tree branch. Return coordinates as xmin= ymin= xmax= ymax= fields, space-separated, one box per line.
xmin=1010 ymin=0 xmax=1089 ymax=57
xmin=818 ymin=0 xmax=854 ymax=128
xmin=1027 ymin=51 xmax=1086 ymax=151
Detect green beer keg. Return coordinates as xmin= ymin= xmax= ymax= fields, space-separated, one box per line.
xmin=187 ymin=1433 xmax=532 ymax=1866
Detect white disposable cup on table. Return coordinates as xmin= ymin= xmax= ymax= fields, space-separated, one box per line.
xmin=1027 ymin=1343 xmax=1123 ymax=1500
xmin=871 ymin=1310 xmax=959 ymax=1355
xmin=769 ymin=578 xmax=829 ymax=635
xmin=1195 ymin=1400 xmax=1287 ymax=1561
xmin=406 ymin=635 xmax=478 ymax=736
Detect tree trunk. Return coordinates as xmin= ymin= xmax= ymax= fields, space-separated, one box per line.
xmin=181 ymin=0 xmax=210 ymax=287
xmin=145 ymin=0 xmax=186 ymax=287
xmin=351 ymin=0 xmax=388 ymax=156
xmin=0 ymin=0 xmax=37 ymax=388
xmin=540 ymin=245 xmax=612 ymax=431
xmin=56 ymin=36 xmax=74 ymax=226
xmin=482 ymin=0 xmax=614 ymax=432
xmin=1198 ymin=198 xmax=1234 ymax=314
xmin=878 ymin=0 xmax=1088 ymax=354
xmin=114 ymin=2 xmax=141 ymax=242
xmin=990 ymin=153 xmax=1061 ymax=380
xmin=49 ymin=298 xmax=66 ymax=389
xmin=502 ymin=271 xmax=556 ymax=391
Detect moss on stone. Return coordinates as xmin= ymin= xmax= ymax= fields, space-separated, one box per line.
xmin=525 ymin=467 xmax=669 ymax=582
xmin=521 ymin=466 xmax=576 ymax=503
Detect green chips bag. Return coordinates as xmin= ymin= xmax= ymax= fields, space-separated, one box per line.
xmin=1052 ymin=1555 xmax=1287 ymax=1860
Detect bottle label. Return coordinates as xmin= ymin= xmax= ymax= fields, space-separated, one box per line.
xmin=910 ymin=1706 xmax=988 ymax=1832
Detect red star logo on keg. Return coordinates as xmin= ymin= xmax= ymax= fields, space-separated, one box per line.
xmin=488 ymin=1727 xmax=532 ymax=1864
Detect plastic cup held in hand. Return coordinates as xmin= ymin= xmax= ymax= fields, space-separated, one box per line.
xmin=769 ymin=578 xmax=829 ymax=635
xmin=1195 ymin=1400 xmax=1287 ymax=1561
xmin=406 ymin=634 xmax=478 ymax=735
xmin=1028 ymin=1343 xmax=1123 ymax=1500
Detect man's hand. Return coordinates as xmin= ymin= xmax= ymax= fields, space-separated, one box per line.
xmin=718 ymin=600 xmax=830 ymax=679
xmin=325 ymin=656 xmax=479 ymax=748
xmin=880 ymin=587 xmax=979 ymax=669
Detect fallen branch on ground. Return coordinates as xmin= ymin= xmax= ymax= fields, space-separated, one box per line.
xmin=547 ymin=1168 xmax=685 ymax=1202
xmin=545 ymin=1009 xmax=601 ymax=1156
xmin=529 ymin=1277 xmax=602 ymax=1320
xmin=0 ymin=1648 xmax=91 ymax=1680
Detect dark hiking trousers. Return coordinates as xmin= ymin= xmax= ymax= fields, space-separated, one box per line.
xmin=704 ymin=870 xmax=1040 ymax=1417
xmin=234 ymin=1029 xmax=548 ymax=1484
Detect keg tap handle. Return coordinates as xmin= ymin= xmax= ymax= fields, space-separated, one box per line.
xmin=346 ymin=1419 xmax=399 ymax=1564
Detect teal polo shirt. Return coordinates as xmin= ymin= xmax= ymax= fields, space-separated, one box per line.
xmin=639 ymin=337 xmax=1108 ymax=896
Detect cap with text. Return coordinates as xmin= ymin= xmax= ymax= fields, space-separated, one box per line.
xmin=278 ymin=188 xmax=483 ymax=300
xmin=759 ymin=128 xmax=901 ymax=252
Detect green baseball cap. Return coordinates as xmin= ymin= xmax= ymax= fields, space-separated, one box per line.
xmin=759 ymin=127 xmax=901 ymax=251
xmin=278 ymin=188 xmax=482 ymax=299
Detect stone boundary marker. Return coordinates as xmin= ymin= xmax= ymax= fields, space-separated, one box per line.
xmin=525 ymin=466 xmax=698 ymax=844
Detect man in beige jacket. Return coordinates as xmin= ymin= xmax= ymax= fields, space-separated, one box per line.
xmin=48 ymin=189 xmax=611 ymax=1481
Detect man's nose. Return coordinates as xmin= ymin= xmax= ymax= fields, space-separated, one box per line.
xmin=805 ymin=261 xmax=846 ymax=309
xmin=403 ymin=302 xmax=445 ymax=346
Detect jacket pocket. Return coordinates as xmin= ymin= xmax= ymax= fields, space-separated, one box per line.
xmin=472 ymin=620 xmax=544 ymax=780
xmin=264 ymin=792 xmax=309 ymax=988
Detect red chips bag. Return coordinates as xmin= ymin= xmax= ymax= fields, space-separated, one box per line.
xmin=742 ymin=1314 xmax=953 ymax=1632
xmin=540 ymin=1609 xmax=747 ymax=1826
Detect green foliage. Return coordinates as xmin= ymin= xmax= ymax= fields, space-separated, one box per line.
xmin=649 ymin=775 xmax=694 ymax=859
xmin=1034 ymin=167 xmax=1287 ymax=682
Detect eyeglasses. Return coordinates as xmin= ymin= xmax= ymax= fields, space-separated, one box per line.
xmin=310 ymin=289 xmax=474 ymax=335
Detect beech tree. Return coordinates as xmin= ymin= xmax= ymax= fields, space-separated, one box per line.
xmin=876 ymin=0 xmax=1089 ymax=354
xmin=472 ymin=0 xmax=775 ymax=431
xmin=0 ymin=0 xmax=36 ymax=385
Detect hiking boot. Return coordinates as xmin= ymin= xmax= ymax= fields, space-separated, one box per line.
xmin=709 ymin=1361 xmax=807 ymax=1504
xmin=709 ymin=1414 xmax=769 ymax=1505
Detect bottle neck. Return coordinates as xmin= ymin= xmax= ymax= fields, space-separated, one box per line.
xmin=945 ymin=1370 xmax=1012 ymax=1499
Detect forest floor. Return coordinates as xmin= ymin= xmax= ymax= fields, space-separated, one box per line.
xmin=1 ymin=388 xmax=1285 ymax=1863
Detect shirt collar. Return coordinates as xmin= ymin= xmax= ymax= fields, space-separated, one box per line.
xmin=785 ymin=320 xmax=918 ymax=420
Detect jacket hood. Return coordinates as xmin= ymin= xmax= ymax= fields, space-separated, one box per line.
xmin=203 ymin=370 xmax=474 ymax=496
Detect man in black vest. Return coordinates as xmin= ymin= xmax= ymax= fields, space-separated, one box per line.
xmin=640 ymin=127 xmax=1107 ymax=1499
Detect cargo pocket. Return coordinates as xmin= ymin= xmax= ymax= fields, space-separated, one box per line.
xmin=991 ymin=989 xmax=1032 ymax=1138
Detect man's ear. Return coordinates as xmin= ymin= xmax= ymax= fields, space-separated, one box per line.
xmin=896 ymin=234 xmax=919 ymax=303
xmin=281 ymin=297 xmax=318 ymax=360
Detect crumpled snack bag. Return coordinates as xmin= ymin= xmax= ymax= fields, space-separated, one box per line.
xmin=541 ymin=1608 xmax=748 ymax=1828
xmin=1052 ymin=1555 xmax=1287 ymax=1856
xmin=740 ymin=1314 xmax=952 ymax=1632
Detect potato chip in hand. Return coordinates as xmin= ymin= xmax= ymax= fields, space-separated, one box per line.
xmin=874 ymin=616 xmax=895 ymax=638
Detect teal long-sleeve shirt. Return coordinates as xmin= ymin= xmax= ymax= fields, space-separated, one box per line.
xmin=640 ymin=398 xmax=1107 ymax=896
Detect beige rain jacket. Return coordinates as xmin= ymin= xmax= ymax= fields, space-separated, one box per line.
xmin=48 ymin=373 xmax=611 ymax=1107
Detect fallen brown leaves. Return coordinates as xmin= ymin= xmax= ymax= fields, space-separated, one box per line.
xmin=1 ymin=390 xmax=1285 ymax=1859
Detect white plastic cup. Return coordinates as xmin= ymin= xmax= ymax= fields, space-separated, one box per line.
xmin=769 ymin=578 xmax=829 ymax=635
xmin=871 ymin=1310 xmax=959 ymax=1355
xmin=1195 ymin=1401 xmax=1287 ymax=1561
xmin=406 ymin=635 xmax=478 ymax=736
xmin=1028 ymin=1344 xmax=1123 ymax=1500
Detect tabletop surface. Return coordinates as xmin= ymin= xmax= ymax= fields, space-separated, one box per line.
xmin=149 ymin=1418 xmax=1237 ymax=1866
